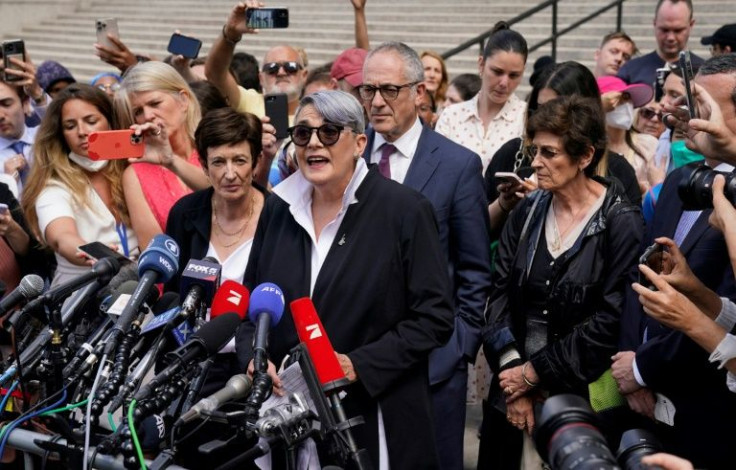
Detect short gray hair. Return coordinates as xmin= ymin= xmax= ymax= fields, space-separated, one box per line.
xmin=295 ymin=90 xmax=365 ymax=133
xmin=365 ymin=42 xmax=425 ymax=84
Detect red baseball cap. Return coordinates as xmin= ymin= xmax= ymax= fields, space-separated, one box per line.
xmin=330 ymin=48 xmax=368 ymax=87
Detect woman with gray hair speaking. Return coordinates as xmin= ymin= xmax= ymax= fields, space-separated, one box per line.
xmin=236 ymin=90 xmax=454 ymax=468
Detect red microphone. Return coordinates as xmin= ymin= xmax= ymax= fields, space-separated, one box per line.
xmin=291 ymin=297 xmax=349 ymax=392
xmin=211 ymin=280 xmax=250 ymax=320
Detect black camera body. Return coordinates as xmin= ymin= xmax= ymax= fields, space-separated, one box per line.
xmin=535 ymin=394 xmax=662 ymax=470
xmin=678 ymin=164 xmax=736 ymax=210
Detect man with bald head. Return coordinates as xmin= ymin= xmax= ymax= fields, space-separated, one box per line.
xmin=205 ymin=2 xmax=308 ymax=118
xmin=618 ymin=0 xmax=703 ymax=86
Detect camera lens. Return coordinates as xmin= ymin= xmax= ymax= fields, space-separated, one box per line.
xmin=678 ymin=164 xmax=736 ymax=210
xmin=535 ymin=394 xmax=619 ymax=470
xmin=617 ymin=429 xmax=662 ymax=470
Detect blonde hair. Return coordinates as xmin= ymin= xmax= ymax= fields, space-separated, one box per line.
xmin=420 ymin=50 xmax=449 ymax=104
xmin=114 ymin=61 xmax=201 ymax=143
xmin=22 ymin=84 xmax=129 ymax=242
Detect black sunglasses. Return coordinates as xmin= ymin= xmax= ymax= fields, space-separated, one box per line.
xmin=639 ymin=107 xmax=662 ymax=120
xmin=288 ymin=123 xmax=353 ymax=146
xmin=262 ymin=61 xmax=302 ymax=75
xmin=524 ymin=144 xmax=562 ymax=159
xmin=357 ymin=82 xmax=419 ymax=102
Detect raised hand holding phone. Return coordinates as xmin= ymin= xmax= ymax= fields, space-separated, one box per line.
xmin=127 ymin=122 xmax=175 ymax=167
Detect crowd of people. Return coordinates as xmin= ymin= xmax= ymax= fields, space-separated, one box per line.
xmin=0 ymin=0 xmax=735 ymax=468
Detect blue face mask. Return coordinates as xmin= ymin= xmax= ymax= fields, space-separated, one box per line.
xmin=671 ymin=140 xmax=704 ymax=168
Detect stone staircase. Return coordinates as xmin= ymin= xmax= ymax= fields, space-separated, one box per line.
xmin=0 ymin=0 xmax=732 ymax=87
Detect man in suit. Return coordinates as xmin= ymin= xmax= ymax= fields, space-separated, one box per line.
xmin=612 ymin=54 xmax=736 ymax=468
xmin=359 ymin=42 xmax=492 ymax=470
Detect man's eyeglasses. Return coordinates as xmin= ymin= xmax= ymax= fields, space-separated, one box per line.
xmin=525 ymin=144 xmax=562 ymax=159
xmin=288 ymin=123 xmax=353 ymax=147
xmin=357 ymin=82 xmax=419 ymax=102
xmin=639 ymin=107 xmax=662 ymax=120
xmin=97 ymin=83 xmax=121 ymax=92
xmin=262 ymin=61 xmax=303 ymax=75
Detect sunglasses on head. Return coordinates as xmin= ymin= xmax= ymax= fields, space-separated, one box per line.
xmin=262 ymin=61 xmax=302 ymax=75
xmin=288 ymin=123 xmax=353 ymax=146
xmin=525 ymin=144 xmax=562 ymax=159
xmin=639 ymin=108 xmax=662 ymax=120
xmin=97 ymin=83 xmax=121 ymax=92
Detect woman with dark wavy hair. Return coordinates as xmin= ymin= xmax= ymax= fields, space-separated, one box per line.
xmin=479 ymin=95 xmax=643 ymax=468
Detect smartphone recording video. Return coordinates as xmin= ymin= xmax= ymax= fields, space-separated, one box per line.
xmin=678 ymin=50 xmax=698 ymax=119
xmin=167 ymin=33 xmax=202 ymax=59
xmin=246 ymin=8 xmax=289 ymax=29
xmin=639 ymin=242 xmax=666 ymax=290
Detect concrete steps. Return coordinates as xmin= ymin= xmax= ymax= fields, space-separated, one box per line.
xmin=0 ymin=0 xmax=732 ymax=87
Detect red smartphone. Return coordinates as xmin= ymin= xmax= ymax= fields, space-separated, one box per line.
xmin=88 ymin=130 xmax=144 ymax=160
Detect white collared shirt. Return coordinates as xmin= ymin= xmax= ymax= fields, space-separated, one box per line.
xmin=435 ymin=93 xmax=526 ymax=173
xmin=271 ymin=159 xmax=391 ymax=469
xmin=273 ymin=159 xmax=369 ymax=295
xmin=369 ymin=118 xmax=423 ymax=184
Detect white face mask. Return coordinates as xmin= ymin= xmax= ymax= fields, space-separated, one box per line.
xmin=68 ymin=152 xmax=108 ymax=172
xmin=606 ymin=101 xmax=635 ymax=130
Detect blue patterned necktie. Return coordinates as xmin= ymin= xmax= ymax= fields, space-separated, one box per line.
xmin=9 ymin=141 xmax=27 ymax=184
xmin=673 ymin=210 xmax=700 ymax=246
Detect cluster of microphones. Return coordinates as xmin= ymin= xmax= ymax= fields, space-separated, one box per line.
xmin=0 ymin=234 xmax=372 ymax=470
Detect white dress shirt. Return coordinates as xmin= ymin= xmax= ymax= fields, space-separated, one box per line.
xmin=369 ymin=118 xmax=423 ymax=184
xmin=272 ymin=159 xmax=390 ymax=469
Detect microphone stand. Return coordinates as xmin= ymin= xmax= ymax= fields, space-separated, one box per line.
xmin=212 ymin=344 xmax=372 ymax=470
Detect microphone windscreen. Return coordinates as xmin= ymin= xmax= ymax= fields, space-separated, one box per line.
xmin=194 ymin=312 xmax=241 ymax=356
xmin=18 ymin=274 xmax=44 ymax=299
xmin=211 ymin=280 xmax=249 ymax=320
xmin=291 ymin=297 xmax=346 ymax=387
xmin=248 ymin=283 xmax=285 ymax=325
xmin=137 ymin=234 xmax=180 ymax=284
xmin=96 ymin=262 xmax=139 ymax=301
xmin=153 ymin=292 xmax=181 ymax=315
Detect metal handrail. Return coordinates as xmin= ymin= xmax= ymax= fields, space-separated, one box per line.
xmin=441 ymin=0 xmax=625 ymax=62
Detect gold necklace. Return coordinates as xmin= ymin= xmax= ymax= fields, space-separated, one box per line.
xmin=213 ymin=194 xmax=256 ymax=248
xmin=552 ymin=197 xmax=590 ymax=245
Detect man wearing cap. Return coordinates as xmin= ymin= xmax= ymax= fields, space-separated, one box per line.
xmin=618 ymin=0 xmax=703 ymax=87
xmin=330 ymin=47 xmax=367 ymax=101
xmin=701 ymin=24 xmax=736 ymax=57
xmin=597 ymin=76 xmax=658 ymax=192
xmin=35 ymin=60 xmax=75 ymax=99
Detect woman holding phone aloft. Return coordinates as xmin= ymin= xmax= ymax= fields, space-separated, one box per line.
xmin=114 ymin=61 xmax=210 ymax=249
xmin=22 ymin=84 xmax=137 ymax=287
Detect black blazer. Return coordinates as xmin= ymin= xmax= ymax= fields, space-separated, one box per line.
xmin=619 ymin=164 xmax=736 ymax=468
xmin=164 ymin=184 xmax=268 ymax=293
xmin=236 ymin=168 xmax=454 ymax=468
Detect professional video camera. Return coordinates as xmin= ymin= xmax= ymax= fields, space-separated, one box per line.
xmin=678 ymin=164 xmax=736 ymax=210
xmin=534 ymin=394 xmax=662 ymax=470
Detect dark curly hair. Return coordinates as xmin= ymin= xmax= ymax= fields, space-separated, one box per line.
xmin=527 ymin=95 xmax=607 ymax=177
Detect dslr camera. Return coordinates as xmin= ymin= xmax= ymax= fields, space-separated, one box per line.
xmin=534 ymin=394 xmax=662 ymax=470
xmin=678 ymin=164 xmax=736 ymax=210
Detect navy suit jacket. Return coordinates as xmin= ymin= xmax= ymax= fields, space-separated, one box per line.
xmin=619 ymin=164 xmax=736 ymax=468
xmin=363 ymin=126 xmax=492 ymax=385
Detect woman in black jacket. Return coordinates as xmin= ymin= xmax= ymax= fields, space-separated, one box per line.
xmin=485 ymin=61 xmax=641 ymax=239
xmin=479 ymin=96 xmax=643 ymax=469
